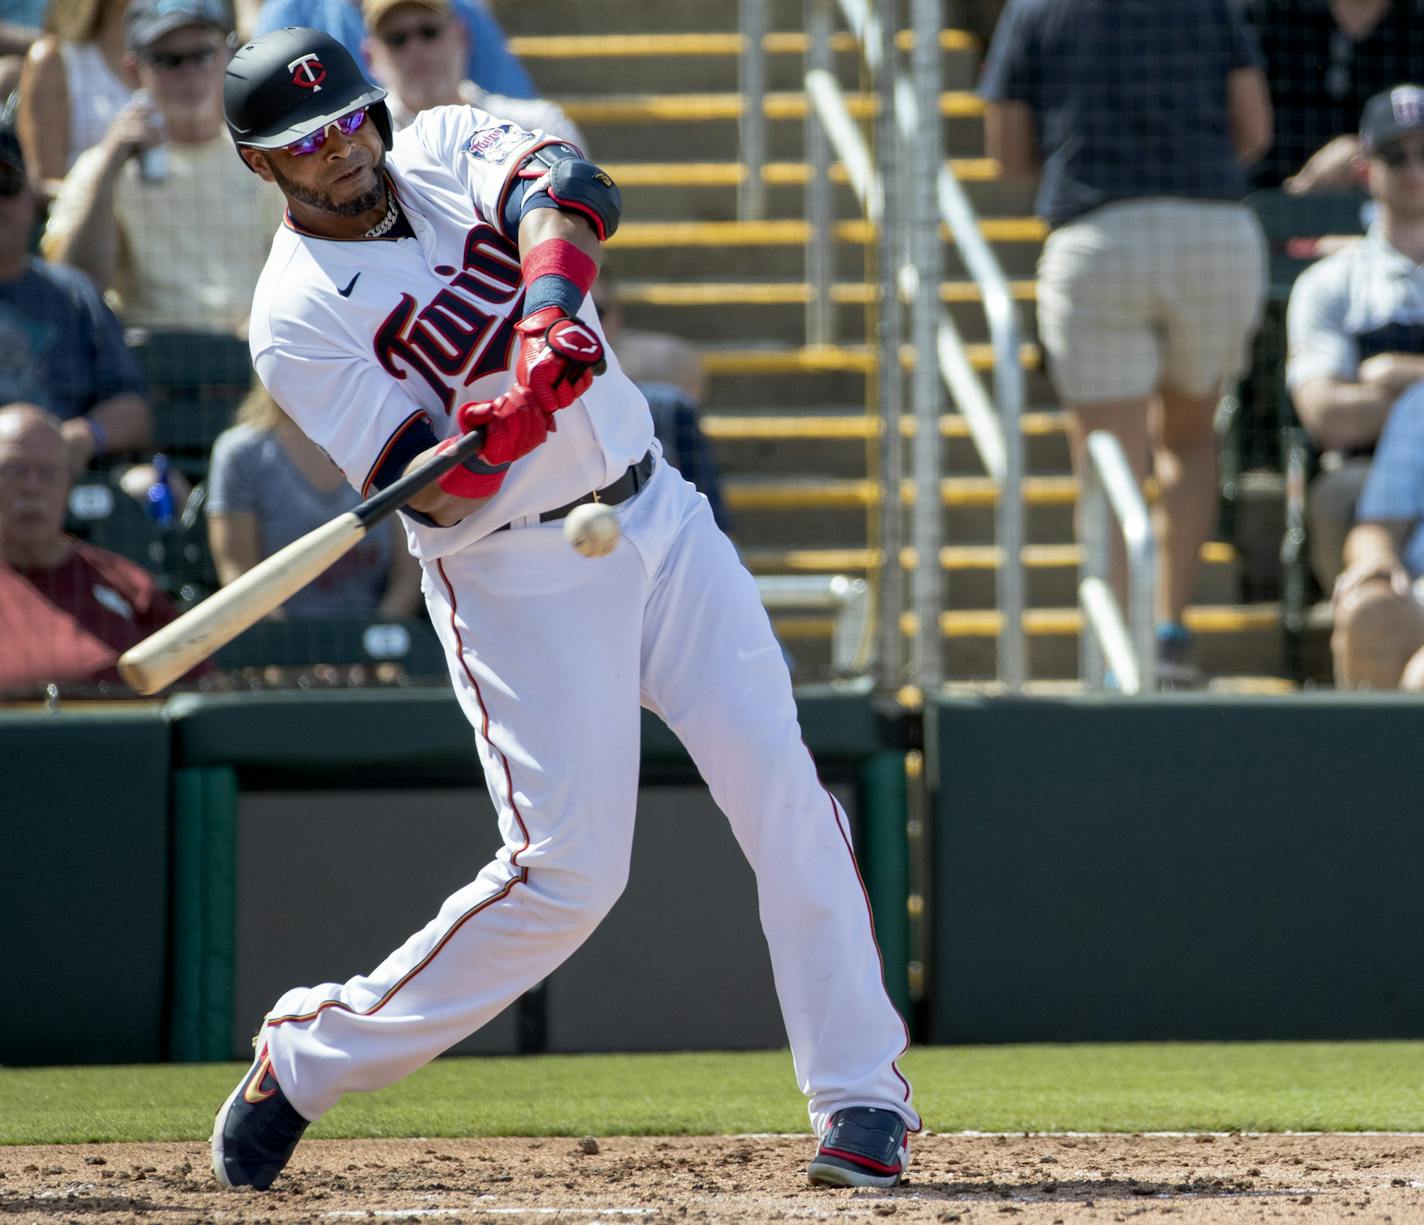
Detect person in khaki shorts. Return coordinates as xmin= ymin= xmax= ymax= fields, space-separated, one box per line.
xmin=980 ymin=0 xmax=1272 ymax=683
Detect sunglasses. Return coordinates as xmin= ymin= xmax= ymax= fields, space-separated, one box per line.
xmin=379 ymin=22 xmax=444 ymax=48
xmin=140 ymin=44 xmax=219 ymax=70
xmin=0 ymin=167 xmax=24 ymax=197
xmin=285 ymin=107 xmax=369 ymax=156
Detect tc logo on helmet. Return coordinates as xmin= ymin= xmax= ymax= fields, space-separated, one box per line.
xmin=288 ymin=53 xmax=326 ymax=91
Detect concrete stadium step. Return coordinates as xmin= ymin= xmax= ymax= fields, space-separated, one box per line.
xmin=695 ymin=341 xmax=1052 ymax=410
xmin=743 ymin=541 xmax=1241 ymax=609
xmin=772 ymin=603 xmax=1284 ymax=682
xmin=559 ymin=88 xmax=983 ymax=126
xmin=559 ymin=95 xmax=988 ymax=162
xmin=705 ymin=367 xmax=1057 ymax=413
xmin=722 ymin=475 xmax=1077 ymax=549
xmin=604 ymin=160 xmax=1036 ymax=225
xmin=613 ymin=278 xmax=1038 ymax=346
xmin=511 ymin=29 xmax=984 ymax=94
xmin=500 ymin=0 xmax=808 ymax=37
xmin=605 ymin=220 xmax=1045 ymax=280
xmin=701 ymin=410 xmax=1068 ymax=477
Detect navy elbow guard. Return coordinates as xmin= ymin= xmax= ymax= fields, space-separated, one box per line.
xmin=507 ymin=143 xmax=622 ymax=241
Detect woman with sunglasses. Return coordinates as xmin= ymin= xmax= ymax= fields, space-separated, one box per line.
xmin=39 ymin=0 xmax=285 ymax=335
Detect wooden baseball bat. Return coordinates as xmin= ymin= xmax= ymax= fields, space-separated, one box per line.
xmin=117 ymin=425 xmax=487 ymax=695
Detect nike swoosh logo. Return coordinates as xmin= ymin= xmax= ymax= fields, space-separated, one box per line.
xmin=242 ymin=1049 xmax=280 ymax=1104
xmin=338 ymin=273 xmax=360 ymax=298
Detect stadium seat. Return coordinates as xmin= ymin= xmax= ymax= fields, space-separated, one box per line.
xmin=1243 ymin=191 xmax=1368 ymax=680
xmin=213 ymin=614 xmax=448 ymax=681
xmin=129 ymin=331 xmax=254 ymax=477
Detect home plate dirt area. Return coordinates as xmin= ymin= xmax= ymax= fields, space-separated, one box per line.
xmin=1 ymin=1134 xmax=1422 ymax=1223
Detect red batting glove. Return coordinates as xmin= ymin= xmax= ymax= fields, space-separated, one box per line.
xmin=435 ymin=385 xmax=556 ymax=500
xmin=514 ymin=306 xmax=607 ymax=414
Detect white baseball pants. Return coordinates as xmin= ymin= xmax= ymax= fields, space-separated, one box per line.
xmin=262 ymin=459 xmax=917 ymax=1135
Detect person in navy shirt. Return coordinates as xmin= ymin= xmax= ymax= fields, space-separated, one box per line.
xmin=0 ymin=117 xmax=148 ymax=471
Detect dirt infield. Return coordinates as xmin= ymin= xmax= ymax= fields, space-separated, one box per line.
xmin=1 ymin=1133 xmax=1421 ymax=1223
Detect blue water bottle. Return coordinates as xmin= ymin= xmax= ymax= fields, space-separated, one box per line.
xmin=146 ymin=454 xmax=176 ymax=528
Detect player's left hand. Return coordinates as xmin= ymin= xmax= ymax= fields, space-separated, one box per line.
xmin=514 ymin=306 xmax=607 ymax=414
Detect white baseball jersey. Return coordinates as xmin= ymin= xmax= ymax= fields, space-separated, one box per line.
xmin=248 ymin=105 xmax=654 ymax=558
xmin=247 ymin=99 xmax=918 ymax=1149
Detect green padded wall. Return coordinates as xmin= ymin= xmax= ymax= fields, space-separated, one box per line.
xmin=0 ymin=708 xmax=171 ymax=1064
xmin=931 ymin=694 xmax=1424 ymax=1042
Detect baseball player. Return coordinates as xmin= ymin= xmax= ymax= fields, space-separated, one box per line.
xmin=211 ymin=28 xmax=918 ymax=1192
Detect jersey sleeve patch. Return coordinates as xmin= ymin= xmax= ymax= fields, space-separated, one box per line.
xmin=466 ymin=122 xmax=530 ymax=165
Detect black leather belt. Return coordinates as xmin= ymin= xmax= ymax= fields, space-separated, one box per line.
xmin=497 ymin=449 xmax=655 ymax=531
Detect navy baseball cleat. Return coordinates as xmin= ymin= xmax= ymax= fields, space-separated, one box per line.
xmin=211 ymin=1032 xmax=310 ymax=1190
xmin=807 ymin=1106 xmax=909 ymax=1188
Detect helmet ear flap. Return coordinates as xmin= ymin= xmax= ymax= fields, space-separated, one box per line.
xmin=371 ymin=100 xmax=394 ymax=151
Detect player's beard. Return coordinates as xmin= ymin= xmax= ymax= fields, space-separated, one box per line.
xmin=269 ymin=152 xmax=387 ymax=217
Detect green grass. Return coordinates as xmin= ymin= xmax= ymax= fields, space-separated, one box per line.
xmin=2 ymin=1043 xmax=1423 ymax=1145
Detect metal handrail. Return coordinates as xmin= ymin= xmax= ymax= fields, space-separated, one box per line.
xmin=756 ymin=574 xmax=872 ymax=674
xmin=737 ymin=0 xmax=768 ymax=220
xmin=804 ymin=0 xmax=1025 ymax=691
xmin=1079 ymin=431 xmax=1157 ymax=693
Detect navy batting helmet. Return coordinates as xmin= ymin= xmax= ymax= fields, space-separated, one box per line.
xmin=224 ymin=27 xmax=392 ymax=159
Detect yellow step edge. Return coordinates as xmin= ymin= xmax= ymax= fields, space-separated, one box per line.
xmin=700 ymin=409 xmax=1061 ymax=440
xmin=617 ymin=280 xmax=1038 ymax=307
xmin=724 ymin=474 xmax=1077 ymax=510
xmin=558 ymin=90 xmax=984 ymax=124
xmin=602 ymin=158 xmax=1002 ymax=186
xmin=742 ymin=541 xmax=1239 ymax=573
xmin=894 ymin=604 xmax=1281 ymax=639
xmin=700 ymin=342 xmax=1042 ymax=376
xmin=609 ymin=217 xmax=1046 ymax=247
xmin=509 ymin=30 xmax=977 ymax=58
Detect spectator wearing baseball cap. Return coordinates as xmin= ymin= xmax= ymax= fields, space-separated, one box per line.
xmin=1288 ymin=85 xmax=1424 ymax=619
xmin=361 ymin=0 xmax=581 ymax=146
xmin=0 ymin=109 xmax=150 ymax=471
xmin=253 ymin=0 xmax=535 ymax=101
xmin=40 ymin=0 xmax=285 ymax=335
xmin=1242 ymin=0 xmax=1424 ymax=194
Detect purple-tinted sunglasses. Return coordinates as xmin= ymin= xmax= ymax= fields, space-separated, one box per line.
xmin=286 ymin=106 xmax=368 ymax=156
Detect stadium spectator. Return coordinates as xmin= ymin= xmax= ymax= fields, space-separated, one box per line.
xmin=0 ymin=116 xmax=149 ymax=470
xmin=1244 ymin=0 xmax=1424 ymax=194
xmin=206 ymin=383 xmax=422 ymax=618
xmin=362 ymin=0 xmax=580 ymax=145
xmin=16 ymin=0 xmax=131 ymax=194
xmin=1330 ymin=381 xmax=1424 ymax=687
xmin=1286 ymin=85 xmax=1424 ymax=591
xmin=40 ymin=0 xmax=284 ymax=335
xmin=254 ymin=0 xmax=535 ymax=99
xmin=0 ymin=402 xmax=190 ymax=695
xmin=589 ymin=266 xmax=730 ymax=532
xmin=980 ymin=0 xmax=1272 ymax=684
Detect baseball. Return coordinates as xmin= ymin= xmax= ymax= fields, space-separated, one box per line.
xmin=564 ymin=501 xmax=620 ymax=557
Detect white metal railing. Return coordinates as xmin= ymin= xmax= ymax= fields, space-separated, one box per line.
xmin=798 ymin=0 xmax=1026 ymax=692
xmin=737 ymin=0 xmax=768 ymax=220
xmin=756 ymin=575 xmax=872 ymax=674
xmin=1079 ymin=431 xmax=1157 ymax=693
